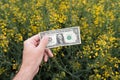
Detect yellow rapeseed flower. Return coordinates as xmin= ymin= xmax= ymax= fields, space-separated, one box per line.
xmin=89 ymin=56 xmax=92 ymax=59
xmin=96 ymin=73 xmax=101 ymax=78
xmin=114 ymin=64 xmax=118 ymax=68
xmin=95 ymin=52 xmax=98 ymax=57
xmin=12 ymin=63 xmax=18 ymax=70
xmin=104 ymin=71 xmax=110 ymax=78
xmin=15 ymin=33 xmax=23 ymax=42
xmin=61 ymin=53 xmax=64 ymax=57
xmin=96 ymin=39 xmax=106 ymax=46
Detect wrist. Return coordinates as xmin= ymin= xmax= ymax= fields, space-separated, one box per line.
xmin=20 ymin=64 xmax=38 ymax=78
xmin=13 ymin=64 xmax=38 ymax=80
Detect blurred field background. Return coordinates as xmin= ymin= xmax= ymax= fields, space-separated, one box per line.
xmin=0 ymin=0 xmax=120 ymax=80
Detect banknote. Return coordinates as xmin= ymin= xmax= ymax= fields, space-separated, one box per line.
xmin=39 ymin=26 xmax=81 ymax=48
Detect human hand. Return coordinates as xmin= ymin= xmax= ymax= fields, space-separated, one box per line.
xmin=13 ymin=34 xmax=53 ymax=80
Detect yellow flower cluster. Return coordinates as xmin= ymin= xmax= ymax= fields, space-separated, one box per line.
xmin=0 ymin=22 xmax=9 ymax=52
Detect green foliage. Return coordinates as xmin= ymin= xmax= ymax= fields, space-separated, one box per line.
xmin=0 ymin=0 xmax=120 ymax=80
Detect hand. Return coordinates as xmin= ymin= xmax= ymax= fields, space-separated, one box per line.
xmin=13 ymin=34 xmax=53 ymax=80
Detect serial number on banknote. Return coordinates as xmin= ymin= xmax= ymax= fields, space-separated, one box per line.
xmin=39 ymin=26 xmax=81 ymax=48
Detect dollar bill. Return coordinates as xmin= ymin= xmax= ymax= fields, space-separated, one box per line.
xmin=39 ymin=26 xmax=81 ymax=48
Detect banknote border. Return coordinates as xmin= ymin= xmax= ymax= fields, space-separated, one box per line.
xmin=47 ymin=41 xmax=81 ymax=48
xmin=39 ymin=26 xmax=81 ymax=48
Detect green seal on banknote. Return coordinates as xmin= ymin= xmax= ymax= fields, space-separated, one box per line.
xmin=67 ymin=35 xmax=72 ymax=40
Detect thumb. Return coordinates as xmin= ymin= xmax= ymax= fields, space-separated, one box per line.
xmin=37 ymin=36 xmax=49 ymax=51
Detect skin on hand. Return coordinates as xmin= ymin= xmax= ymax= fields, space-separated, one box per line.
xmin=13 ymin=34 xmax=53 ymax=80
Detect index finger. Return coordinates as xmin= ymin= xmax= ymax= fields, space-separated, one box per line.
xmin=29 ymin=34 xmax=40 ymax=42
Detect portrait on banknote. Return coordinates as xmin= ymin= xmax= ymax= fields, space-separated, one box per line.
xmin=56 ymin=33 xmax=65 ymax=44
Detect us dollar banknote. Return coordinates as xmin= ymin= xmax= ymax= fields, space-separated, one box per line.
xmin=39 ymin=26 xmax=81 ymax=48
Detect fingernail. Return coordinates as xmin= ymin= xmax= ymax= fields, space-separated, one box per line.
xmin=51 ymin=54 xmax=54 ymax=57
xmin=45 ymin=59 xmax=48 ymax=62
